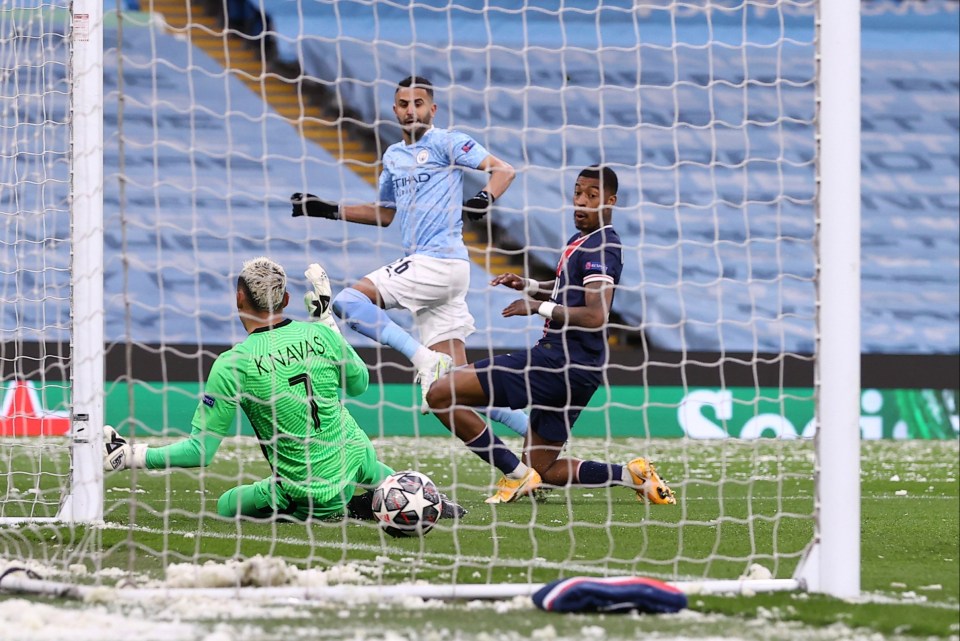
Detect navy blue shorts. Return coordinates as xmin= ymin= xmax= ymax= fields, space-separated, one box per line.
xmin=474 ymin=342 xmax=603 ymax=442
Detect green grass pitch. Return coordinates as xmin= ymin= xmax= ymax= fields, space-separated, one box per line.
xmin=1 ymin=437 xmax=957 ymax=640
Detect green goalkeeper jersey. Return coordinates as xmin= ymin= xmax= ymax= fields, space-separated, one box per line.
xmin=192 ymin=318 xmax=371 ymax=503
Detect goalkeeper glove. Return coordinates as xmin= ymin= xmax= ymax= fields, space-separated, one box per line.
xmin=463 ymin=190 xmax=494 ymax=221
xmin=291 ymin=193 xmax=340 ymax=220
xmin=102 ymin=424 xmax=148 ymax=472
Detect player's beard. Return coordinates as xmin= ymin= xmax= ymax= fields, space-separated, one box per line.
xmin=403 ymin=116 xmax=432 ymax=142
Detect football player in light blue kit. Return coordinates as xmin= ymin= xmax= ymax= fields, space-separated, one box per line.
xmin=290 ymin=76 xmax=528 ymax=436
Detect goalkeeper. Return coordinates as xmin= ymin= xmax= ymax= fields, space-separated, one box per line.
xmin=103 ymin=257 xmax=462 ymax=521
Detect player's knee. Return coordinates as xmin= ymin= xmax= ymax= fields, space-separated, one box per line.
xmin=425 ymin=378 xmax=451 ymax=410
xmin=526 ymin=442 xmax=566 ymax=480
xmin=535 ymin=459 xmax=567 ymax=485
xmin=217 ymin=489 xmax=239 ymax=518
xmin=330 ymin=288 xmax=352 ymax=319
xmin=331 ymin=287 xmax=367 ymax=320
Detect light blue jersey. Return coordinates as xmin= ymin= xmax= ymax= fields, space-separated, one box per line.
xmin=378 ymin=127 xmax=489 ymax=261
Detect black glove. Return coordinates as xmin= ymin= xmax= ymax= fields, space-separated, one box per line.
xmin=463 ymin=190 xmax=494 ymax=221
xmin=291 ymin=193 xmax=340 ymax=219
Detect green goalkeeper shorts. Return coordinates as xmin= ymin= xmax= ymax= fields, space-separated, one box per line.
xmin=248 ymin=445 xmax=393 ymax=521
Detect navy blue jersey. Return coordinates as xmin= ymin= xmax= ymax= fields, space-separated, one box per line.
xmin=539 ymin=225 xmax=623 ymax=363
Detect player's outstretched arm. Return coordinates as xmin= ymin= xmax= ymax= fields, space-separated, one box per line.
xmin=340 ymin=203 xmax=397 ymax=226
xmin=103 ymin=425 xmax=223 ymax=471
xmin=290 ymin=193 xmax=397 ymax=227
xmin=536 ymin=281 xmax=613 ymax=328
xmin=290 ymin=193 xmax=340 ymax=219
xmin=491 ymin=273 xmax=555 ymax=301
xmin=501 ymin=281 xmax=613 ymax=328
xmin=105 ymin=340 xmax=245 ymax=473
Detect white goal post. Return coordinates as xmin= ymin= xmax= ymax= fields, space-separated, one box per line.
xmin=794 ymin=0 xmax=862 ymax=598
xmin=0 ymin=0 xmax=103 ymax=525
xmin=61 ymin=0 xmax=106 ymax=524
xmin=0 ymin=0 xmax=861 ymax=600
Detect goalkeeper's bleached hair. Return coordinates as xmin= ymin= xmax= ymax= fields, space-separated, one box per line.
xmin=238 ymin=257 xmax=286 ymax=312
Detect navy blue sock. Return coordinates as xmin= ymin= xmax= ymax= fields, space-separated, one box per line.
xmin=577 ymin=461 xmax=623 ymax=486
xmin=465 ymin=428 xmax=521 ymax=476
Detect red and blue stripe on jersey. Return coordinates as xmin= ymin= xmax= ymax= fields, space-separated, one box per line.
xmin=539 ymin=224 xmax=623 ymax=364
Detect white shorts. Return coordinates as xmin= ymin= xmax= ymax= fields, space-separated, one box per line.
xmin=364 ymin=255 xmax=476 ymax=348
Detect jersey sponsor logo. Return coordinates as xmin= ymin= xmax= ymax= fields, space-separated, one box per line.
xmin=202 ymin=394 xmax=216 ymax=407
xmin=253 ymin=336 xmax=327 ymax=376
xmin=461 ymin=140 xmax=475 ymax=153
xmin=585 ymin=261 xmax=608 ymax=273
xmin=416 ymin=149 xmax=429 ymax=164
xmin=391 ymin=173 xmax=431 ymax=192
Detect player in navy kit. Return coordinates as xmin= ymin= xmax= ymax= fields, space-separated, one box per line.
xmin=426 ymin=166 xmax=676 ymax=505
xmin=289 ymin=76 xmax=528 ymax=437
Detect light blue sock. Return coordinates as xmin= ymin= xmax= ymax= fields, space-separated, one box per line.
xmin=486 ymin=407 xmax=529 ymax=437
xmin=332 ymin=288 xmax=422 ymax=361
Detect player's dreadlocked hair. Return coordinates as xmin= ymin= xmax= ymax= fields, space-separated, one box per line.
xmin=238 ymin=257 xmax=287 ymax=312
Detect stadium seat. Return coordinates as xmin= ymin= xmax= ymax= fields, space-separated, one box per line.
xmin=1 ymin=20 xmax=542 ymax=348
xmin=278 ymin=3 xmax=959 ymax=354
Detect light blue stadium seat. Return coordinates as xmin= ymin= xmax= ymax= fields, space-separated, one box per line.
xmin=0 ymin=20 xmax=543 ymax=349
xmin=277 ymin=4 xmax=958 ymax=354
xmin=3 ymin=7 xmax=956 ymax=353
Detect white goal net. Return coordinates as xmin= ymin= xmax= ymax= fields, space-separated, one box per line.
xmin=0 ymin=0 xmax=863 ymax=601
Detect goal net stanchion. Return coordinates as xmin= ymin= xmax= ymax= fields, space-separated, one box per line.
xmin=0 ymin=0 xmax=862 ymax=601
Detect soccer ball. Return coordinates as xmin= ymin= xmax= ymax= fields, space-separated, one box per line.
xmin=372 ymin=471 xmax=442 ymax=538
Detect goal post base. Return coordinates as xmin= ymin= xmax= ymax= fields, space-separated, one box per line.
xmin=0 ymin=498 xmax=104 ymax=527
xmin=53 ymin=484 xmax=104 ymax=525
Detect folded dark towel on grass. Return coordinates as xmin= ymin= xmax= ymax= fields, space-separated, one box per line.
xmin=532 ymin=576 xmax=688 ymax=614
